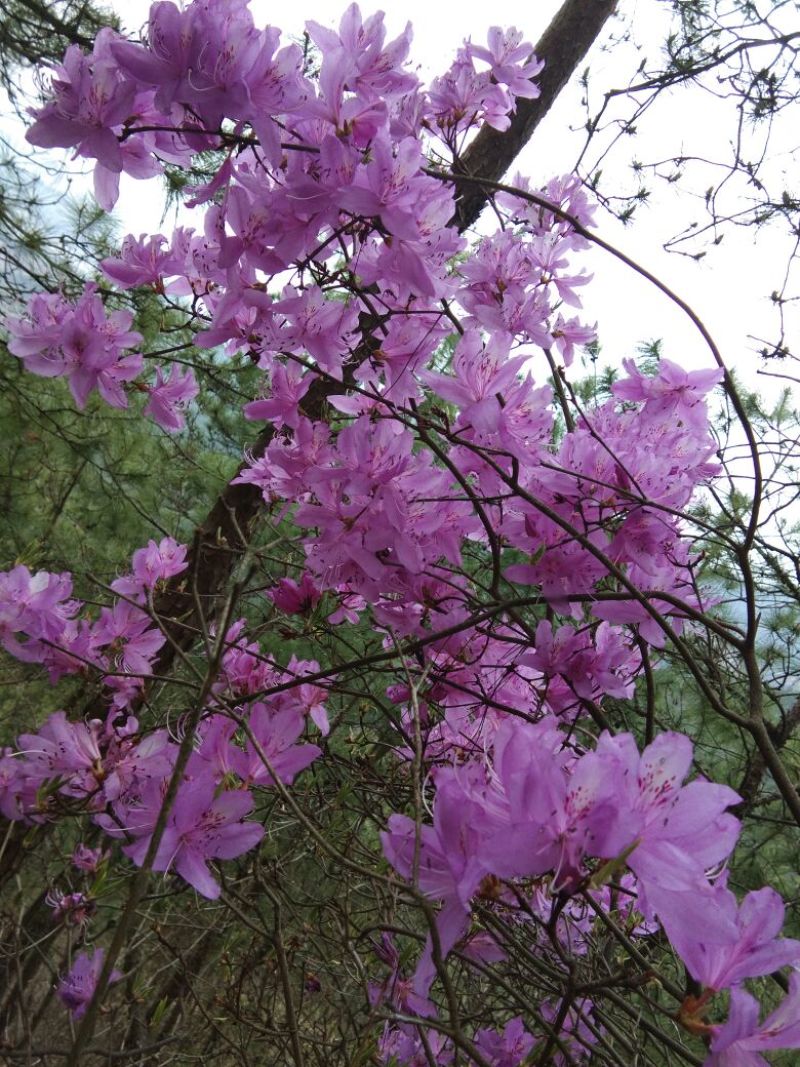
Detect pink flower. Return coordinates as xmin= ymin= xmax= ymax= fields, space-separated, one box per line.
xmin=306 ymin=4 xmax=417 ymax=100
xmin=473 ymin=1016 xmax=536 ymax=1066
xmin=26 ymin=31 xmax=142 ymax=210
xmin=613 ymin=358 xmax=724 ymax=429
xmin=0 ymin=564 xmax=78 ymax=659
xmin=670 ymin=884 xmax=800 ymax=991
xmin=144 ymin=365 xmax=198 ymax=431
xmin=101 ymin=232 xmax=186 ymax=290
xmin=6 ymin=284 xmax=143 ymax=410
xmin=268 ymin=573 xmax=322 ymax=615
xmin=244 ymin=360 xmax=312 ymax=430
xmin=465 ymin=27 xmax=543 ymax=99
xmin=71 ymin=843 xmax=108 ymax=873
xmin=16 ymin=710 xmax=105 ymax=803
xmin=123 ymin=772 xmax=264 ymax=900
xmin=235 ymin=703 xmax=321 ymax=788
xmin=131 ymin=537 xmax=188 ymax=590
xmin=92 ymin=600 xmax=165 ymax=677
xmin=47 ymin=888 xmax=95 ymax=926
xmin=57 ymin=948 xmax=121 ymax=1018
xmin=706 ymin=974 xmax=800 ymax=1066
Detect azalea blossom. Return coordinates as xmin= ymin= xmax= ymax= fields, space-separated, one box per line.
xmin=57 ymin=949 xmax=121 ymax=1018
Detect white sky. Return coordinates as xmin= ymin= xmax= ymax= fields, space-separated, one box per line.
xmin=16 ymin=0 xmax=800 ymax=400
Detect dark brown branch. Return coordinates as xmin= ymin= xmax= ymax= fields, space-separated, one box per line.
xmin=736 ymin=696 xmax=800 ymax=815
xmin=450 ymin=0 xmax=618 ymax=230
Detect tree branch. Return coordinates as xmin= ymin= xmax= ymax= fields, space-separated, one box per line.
xmin=450 ymin=0 xmax=618 ymax=230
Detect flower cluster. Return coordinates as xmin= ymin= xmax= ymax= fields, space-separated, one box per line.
xmin=0 ymin=537 xmax=186 ymax=694
xmin=0 ymin=539 xmax=325 ymax=899
xmin=3 ymin=3 xmax=795 ymax=1061
xmin=5 ymin=284 xmax=197 ymax=431
xmin=6 ymin=284 xmax=143 ymax=411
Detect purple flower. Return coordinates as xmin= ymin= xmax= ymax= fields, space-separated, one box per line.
xmin=670 ymin=884 xmax=800 ymax=991
xmin=6 ymin=284 xmax=143 ymax=410
xmin=244 ymin=360 xmax=312 ymax=430
xmin=236 ymin=702 xmax=322 ymax=786
xmin=101 ymin=232 xmax=186 ymax=290
xmin=57 ymin=948 xmax=121 ymax=1018
xmin=706 ymin=974 xmax=800 ymax=1066
xmin=306 ymin=4 xmax=417 ymax=101
xmin=16 ymin=710 xmax=105 ymax=802
xmin=91 ymin=601 xmax=158 ymax=663
xmin=0 ymin=563 xmax=78 ymax=661
xmin=268 ymin=573 xmax=322 ymax=615
xmin=47 ymin=888 xmax=95 ymax=926
xmin=26 ymin=32 xmax=136 ymax=170
xmin=473 ymin=1016 xmax=536 ymax=1066
xmin=123 ymin=772 xmax=264 ymax=899
xmin=551 ymin=314 xmax=597 ymax=366
xmin=613 ymin=357 xmax=724 ymax=430
xmin=268 ymin=286 xmax=359 ymax=380
xmin=143 ymin=365 xmax=198 ymax=431
xmin=429 ymin=53 xmax=512 ymax=136
xmin=377 ymin=1023 xmax=453 ymax=1065
xmin=71 ymin=843 xmax=108 ymax=873
xmin=381 ymin=772 xmax=488 ymax=995
xmin=604 ymin=731 xmax=742 ymax=945
xmin=421 ymin=333 xmax=528 ymax=435
xmin=368 ymin=933 xmax=435 ymax=1018
xmin=465 ymin=27 xmax=543 ymax=99
xmin=132 ymin=537 xmax=188 ymax=589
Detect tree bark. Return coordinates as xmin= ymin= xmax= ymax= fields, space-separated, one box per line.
xmin=451 ymin=0 xmax=618 ymax=229
xmin=736 ymin=696 xmax=800 ymax=815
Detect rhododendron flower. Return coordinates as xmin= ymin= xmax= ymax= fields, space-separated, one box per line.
xmin=306 ymin=4 xmax=417 ymax=100
xmin=71 ymin=843 xmax=108 ymax=873
xmin=613 ymin=357 xmax=724 ymax=429
xmin=47 ymin=888 xmax=95 ymax=926
xmin=473 ymin=1016 xmax=536 ymax=1066
xmin=24 ymin=29 xmax=160 ymax=210
xmin=368 ymin=933 xmax=435 ymax=1018
xmin=91 ymin=601 xmax=156 ymax=666
xmin=705 ymin=974 xmax=800 ymax=1066
xmin=596 ymin=730 xmax=742 ymax=945
xmin=131 ymin=536 xmax=188 ymax=590
xmin=6 ymin=8 xmax=797 ymax=1060
xmin=268 ymin=573 xmax=322 ymax=615
xmin=16 ymin=710 xmax=105 ymax=802
xmin=381 ymin=774 xmax=488 ymax=995
xmin=144 ymin=365 xmax=198 ymax=431
xmin=236 ymin=703 xmax=322 ymax=786
xmin=465 ymin=27 xmax=543 ymax=98
xmin=551 ymin=314 xmax=597 ymax=366
xmin=123 ymin=772 xmax=265 ymax=899
xmin=6 ymin=284 xmax=143 ymax=409
xmin=378 ymin=1022 xmax=454 ymax=1065
xmin=669 ymin=884 xmax=800 ymax=990
xmin=101 ymin=232 xmax=187 ymax=289
xmin=0 ymin=564 xmax=78 ymax=660
xmin=57 ymin=948 xmax=121 ymax=1018
xmin=244 ymin=360 xmax=312 ymax=430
